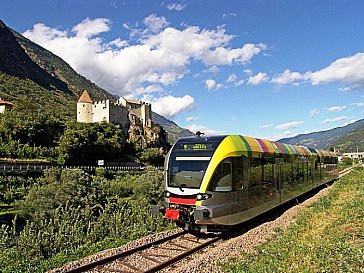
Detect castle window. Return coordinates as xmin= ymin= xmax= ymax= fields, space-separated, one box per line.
xmin=83 ymin=104 xmax=85 ymax=107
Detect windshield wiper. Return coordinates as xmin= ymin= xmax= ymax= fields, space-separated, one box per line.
xmin=179 ymin=183 xmax=186 ymax=192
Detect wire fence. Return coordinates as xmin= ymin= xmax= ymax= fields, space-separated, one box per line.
xmin=0 ymin=164 xmax=164 ymax=173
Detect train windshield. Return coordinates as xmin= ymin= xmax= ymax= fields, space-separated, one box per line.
xmin=167 ymin=137 xmax=225 ymax=190
xmin=168 ymin=155 xmax=211 ymax=189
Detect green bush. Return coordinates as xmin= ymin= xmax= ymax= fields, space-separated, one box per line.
xmin=139 ymin=147 xmax=165 ymax=166
xmin=0 ymin=167 xmax=172 ymax=273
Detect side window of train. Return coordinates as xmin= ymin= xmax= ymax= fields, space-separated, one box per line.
xmin=208 ymin=158 xmax=232 ymax=191
xmin=250 ymin=157 xmax=263 ymax=187
xmin=232 ymin=157 xmax=244 ymax=190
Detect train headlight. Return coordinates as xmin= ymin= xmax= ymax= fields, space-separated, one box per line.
xmin=196 ymin=193 xmax=211 ymax=200
xmin=165 ymin=191 xmax=171 ymax=197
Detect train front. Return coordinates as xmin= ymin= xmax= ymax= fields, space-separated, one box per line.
xmin=152 ymin=136 xmax=225 ymax=233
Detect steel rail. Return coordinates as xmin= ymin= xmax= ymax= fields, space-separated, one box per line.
xmin=64 ymin=230 xmax=187 ymax=273
xmin=143 ymin=236 xmax=220 ymax=273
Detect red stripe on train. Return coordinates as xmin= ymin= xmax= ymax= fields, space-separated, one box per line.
xmin=169 ymin=197 xmax=196 ymax=205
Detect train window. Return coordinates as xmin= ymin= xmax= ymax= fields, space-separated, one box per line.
xmin=250 ymin=158 xmax=263 ymax=186
xmin=208 ymin=159 xmax=232 ymax=191
xmin=168 ymin=156 xmax=210 ymax=189
xmin=263 ymin=157 xmax=274 ymax=185
xmin=232 ymin=157 xmax=244 ymax=190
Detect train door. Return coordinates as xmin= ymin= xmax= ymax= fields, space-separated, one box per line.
xmin=275 ymin=158 xmax=284 ymax=203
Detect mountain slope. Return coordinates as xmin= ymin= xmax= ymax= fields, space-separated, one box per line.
xmin=330 ymin=124 xmax=364 ymax=152
xmin=279 ymin=119 xmax=364 ymax=152
xmin=0 ymin=20 xmax=192 ymax=141
xmin=12 ymin=28 xmax=113 ymax=101
xmin=0 ymin=20 xmax=70 ymax=94
xmin=0 ymin=19 xmax=113 ymax=118
xmin=152 ymin=112 xmax=194 ymax=142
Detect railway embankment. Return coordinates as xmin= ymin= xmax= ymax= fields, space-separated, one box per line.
xmin=170 ymin=166 xmax=363 ymax=273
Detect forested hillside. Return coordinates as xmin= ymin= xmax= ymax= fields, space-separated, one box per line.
xmin=279 ymin=119 xmax=364 ymax=152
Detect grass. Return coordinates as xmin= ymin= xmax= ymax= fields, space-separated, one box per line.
xmin=224 ymin=167 xmax=364 ymax=273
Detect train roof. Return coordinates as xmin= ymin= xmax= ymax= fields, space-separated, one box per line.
xmin=176 ymin=135 xmax=337 ymax=158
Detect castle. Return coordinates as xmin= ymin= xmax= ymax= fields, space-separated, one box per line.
xmin=0 ymin=98 xmax=13 ymax=113
xmin=77 ymin=90 xmax=152 ymax=128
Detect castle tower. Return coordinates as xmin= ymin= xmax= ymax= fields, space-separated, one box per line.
xmin=77 ymin=90 xmax=93 ymax=123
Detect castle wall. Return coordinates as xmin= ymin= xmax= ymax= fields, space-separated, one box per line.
xmin=92 ymin=100 xmax=110 ymax=123
xmin=118 ymin=97 xmax=128 ymax=108
xmin=0 ymin=105 xmax=11 ymax=113
xmin=77 ymin=102 xmax=93 ymax=123
xmin=109 ymin=102 xmax=129 ymax=126
xmin=77 ymin=95 xmax=152 ymax=128
xmin=142 ymin=103 xmax=152 ymax=127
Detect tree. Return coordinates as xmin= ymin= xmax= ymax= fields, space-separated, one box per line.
xmin=57 ymin=122 xmax=131 ymax=165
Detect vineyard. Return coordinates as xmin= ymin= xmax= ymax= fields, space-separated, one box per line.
xmin=0 ymin=167 xmax=173 ymax=273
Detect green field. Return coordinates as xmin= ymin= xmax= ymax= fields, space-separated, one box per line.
xmin=225 ymin=167 xmax=364 ymax=273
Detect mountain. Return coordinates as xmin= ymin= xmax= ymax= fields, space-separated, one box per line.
xmin=0 ymin=20 xmax=191 ymax=142
xmin=0 ymin=19 xmax=113 ymax=118
xmin=279 ymin=119 xmax=364 ymax=152
xmin=152 ymin=112 xmax=194 ymax=143
xmin=329 ymin=123 xmax=364 ymax=153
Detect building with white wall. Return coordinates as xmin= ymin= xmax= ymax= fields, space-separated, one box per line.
xmin=77 ymin=90 xmax=152 ymax=128
xmin=0 ymin=98 xmax=14 ymax=113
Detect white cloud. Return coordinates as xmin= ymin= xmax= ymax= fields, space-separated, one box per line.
xmin=186 ymin=124 xmax=225 ymax=136
xmin=222 ymin=13 xmax=237 ymax=19
xmin=143 ymin=94 xmax=195 ymax=118
xmin=243 ymin=69 xmax=253 ymax=76
xmin=275 ymin=121 xmax=303 ymax=130
xmin=23 ymin=23 xmax=67 ymax=44
xmin=319 ymin=116 xmax=348 ymax=125
xmin=207 ymin=66 xmax=219 ymax=74
xmin=72 ymin=18 xmax=111 ymax=38
xmin=205 ymin=79 xmax=217 ymax=91
xmin=271 ymin=53 xmax=364 ymax=89
xmin=227 ymin=74 xmax=237 ymax=82
xmin=338 ymin=86 xmax=351 ymax=93
xmin=205 ymin=79 xmax=223 ymax=91
xmin=106 ymin=38 xmax=128 ymax=49
xmin=327 ymin=106 xmax=347 ymax=112
xmin=259 ymin=124 xmax=274 ymax=129
xmin=263 ymin=131 xmax=295 ymax=141
xmin=226 ymin=73 xmax=244 ymax=86
xmin=135 ymin=84 xmax=164 ymax=94
xmin=186 ymin=116 xmax=199 ymax=122
xmin=351 ymin=102 xmax=364 ymax=107
xmin=308 ymin=53 xmax=364 ymax=87
xmin=143 ymin=14 xmax=170 ymax=33
xmin=248 ymin=72 xmax=269 ymax=85
xmin=201 ymin=43 xmax=267 ymax=66
xmin=309 ymin=108 xmax=320 ymax=118
xmin=166 ymin=3 xmax=187 ymax=11
xmin=23 ymin=18 xmax=267 ymax=97
xmin=271 ymin=69 xmax=306 ymax=85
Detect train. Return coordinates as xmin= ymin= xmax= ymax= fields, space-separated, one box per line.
xmin=152 ymin=134 xmax=338 ymax=233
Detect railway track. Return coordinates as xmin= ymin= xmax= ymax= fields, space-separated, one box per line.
xmin=65 ymin=230 xmax=220 ymax=273
xmin=63 ymin=166 xmax=356 ymax=273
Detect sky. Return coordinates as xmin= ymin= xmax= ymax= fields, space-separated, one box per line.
xmin=1 ymin=0 xmax=364 ymax=140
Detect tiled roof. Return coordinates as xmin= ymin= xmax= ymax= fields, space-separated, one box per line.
xmin=0 ymin=99 xmax=14 ymax=106
xmin=126 ymin=99 xmax=141 ymax=104
xmin=78 ymin=90 xmax=93 ymax=103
